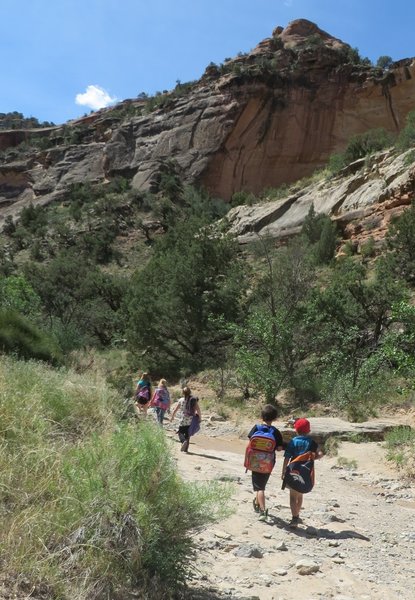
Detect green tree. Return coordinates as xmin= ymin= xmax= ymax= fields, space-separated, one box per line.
xmin=25 ymin=251 xmax=126 ymax=350
xmin=387 ymin=201 xmax=415 ymax=282
xmin=0 ymin=274 xmax=41 ymax=317
xmin=126 ymin=217 xmax=247 ymax=373
xmin=308 ymin=256 xmax=406 ymax=415
xmin=301 ymin=204 xmax=337 ymax=264
xmin=396 ymin=110 xmax=415 ymax=151
xmin=232 ymin=237 xmax=315 ymax=403
xmin=315 ymin=217 xmax=337 ymax=264
xmin=376 ymin=55 xmax=393 ymax=69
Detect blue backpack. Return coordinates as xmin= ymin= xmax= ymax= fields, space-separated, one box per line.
xmin=244 ymin=425 xmax=277 ymax=474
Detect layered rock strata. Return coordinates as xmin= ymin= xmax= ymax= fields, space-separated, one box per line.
xmin=0 ymin=19 xmax=415 ymax=232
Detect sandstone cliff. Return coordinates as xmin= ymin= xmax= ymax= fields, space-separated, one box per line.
xmin=1 ymin=19 xmax=415 ymax=230
xmin=225 ymin=148 xmax=415 ymax=251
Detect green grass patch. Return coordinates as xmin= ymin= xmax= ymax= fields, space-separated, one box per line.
xmin=385 ymin=426 xmax=415 ymax=474
xmin=336 ymin=456 xmax=358 ymax=470
xmin=0 ymin=356 xmax=231 ymax=599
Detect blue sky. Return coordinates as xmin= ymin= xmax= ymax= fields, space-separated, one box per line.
xmin=2 ymin=0 xmax=415 ymax=125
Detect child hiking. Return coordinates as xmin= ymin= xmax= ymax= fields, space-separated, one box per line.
xmin=170 ymin=386 xmax=201 ymax=453
xmin=134 ymin=372 xmax=152 ymax=417
xmin=150 ymin=378 xmax=170 ymax=425
xmin=245 ymin=404 xmax=283 ymax=522
xmin=281 ymin=417 xmax=323 ymax=529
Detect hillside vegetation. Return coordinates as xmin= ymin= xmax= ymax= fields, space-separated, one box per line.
xmin=2 ymin=116 xmax=415 ymax=417
xmin=1 ymin=79 xmax=415 ymax=600
xmin=0 ymin=356 xmax=228 ymax=599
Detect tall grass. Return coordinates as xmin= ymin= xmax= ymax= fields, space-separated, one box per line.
xmin=385 ymin=426 xmax=415 ymax=477
xmin=0 ymin=356 xmax=230 ymax=599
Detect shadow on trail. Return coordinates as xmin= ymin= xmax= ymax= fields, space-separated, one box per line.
xmin=181 ymin=588 xmax=230 ymax=600
xmin=186 ymin=451 xmax=227 ymax=461
xmin=268 ymin=515 xmax=370 ymax=541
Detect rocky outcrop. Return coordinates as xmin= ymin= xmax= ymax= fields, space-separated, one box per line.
xmin=1 ymin=18 xmax=415 ymax=226
xmin=226 ymin=149 xmax=415 ymax=248
xmin=281 ymin=416 xmax=406 ymax=445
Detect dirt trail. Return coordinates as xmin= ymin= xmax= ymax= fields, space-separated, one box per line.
xmin=164 ymin=420 xmax=415 ymax=600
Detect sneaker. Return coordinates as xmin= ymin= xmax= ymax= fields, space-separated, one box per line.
xmin=181 ymin=440 xmax=189 ymax=452
xmin=289 ymin=515 xmax=300 ymax=528
xmin=258 ymin=509 xmax=268 ymax=522
xmin=252 ymin=498 xmax=260 ymax=513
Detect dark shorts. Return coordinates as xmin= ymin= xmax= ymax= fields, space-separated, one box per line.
xmin=136 ymin=396 xmax=149 ymax=406
xmin=178 ymin=425 xmax=190 ymax=441
xmin=252 ymin=471 xmax=271 ymax=491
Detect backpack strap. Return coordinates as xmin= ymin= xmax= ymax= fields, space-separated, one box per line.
xmin=288 ymin=451 xmax=316 ymax=464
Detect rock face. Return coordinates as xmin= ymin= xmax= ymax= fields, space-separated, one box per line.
xmin=226 ymin=149 xmax=415 ymax=247
xmin=1 ymin=18 xmax=415 ymax=227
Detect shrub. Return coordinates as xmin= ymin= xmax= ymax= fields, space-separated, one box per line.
xmin=0 ymin=310 xmax=60 ymax=363
xmin=20 ymin=202 xmax=48 ymax=234
xmin=385 ymin=426 xmax=415 ymax=475
xmin=0 ymin=357 xmax=230 ymax=599
xmin=230 ymin=190 xmax=257 ymax=207
xmin=396 ymin=110 xmax=415 ymax=151
xmin=386 ymin=201 xmax=415 ymax=281
xmin=337 ymin=456 xmax=358 ymax=469
xmin=2 ymin=215 xmax=16 ymax=235
xmin=329 ymin=128 xmax=394 ymax=174
xmin=304 ymin=34 xmax=324 ymax=49
xmin=324 ymin=436 xmax=340 ymax=457
xmin=376 ymin=55 xmax=393 ymax=70
xmin=360 ymin=237 xmax=376 ymax=258
xmin=301 ymin=204 xmax=337 ymax=264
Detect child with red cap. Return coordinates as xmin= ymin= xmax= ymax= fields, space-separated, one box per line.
xmin=281 ymin=418 xmax=323 ymax=528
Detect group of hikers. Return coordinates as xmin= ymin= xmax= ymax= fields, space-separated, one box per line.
xmin=134 ymin=373 xmax=322 ymax=527
xmin=134 ymin=372 xmax=202 ymax=452
xmin=246 ymin=403 xmax=323 ymax=527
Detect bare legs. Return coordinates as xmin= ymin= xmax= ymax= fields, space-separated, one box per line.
xmin=256 ymin=490 xmax=266 ymax=512
xmin=134 ymin=401 xmax=149 ymax=417
xmin=289 ymin=488 xmax=303 ymax=524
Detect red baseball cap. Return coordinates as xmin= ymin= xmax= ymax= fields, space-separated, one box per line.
xmin=294 ymin=418 xmax=311 ymax=434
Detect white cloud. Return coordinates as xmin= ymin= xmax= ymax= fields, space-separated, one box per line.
xmin=75 ymin=85 xmax=117 ymax=110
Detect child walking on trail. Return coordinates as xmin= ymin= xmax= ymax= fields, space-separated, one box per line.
xmin=281 ymin=417 xmax=323 ymax=529
xmin=134 ymin=372 xmax=152 ymax=417
xmin=170 ymin=386 xmax=202 ymax=452
xmin=246 ymin=404 xmax=284 ymax=522
xmin=150 ymin=379 xmax=170 ymax=425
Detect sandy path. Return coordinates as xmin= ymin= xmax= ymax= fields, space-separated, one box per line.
xmin=165 ymin=424 xmax=415 ymax=600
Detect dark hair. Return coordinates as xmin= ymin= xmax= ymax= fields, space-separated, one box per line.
xmin=261 ymin=404 xmax=278 ymax=422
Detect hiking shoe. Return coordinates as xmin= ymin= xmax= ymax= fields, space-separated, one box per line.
xmin=289 ymin=516 xmax=300 ymax=528
xmin=252 ymin=498 xmax=260 ymax=513
xmin=258 ymin=509 xmax=268 ymax=522
xmin=180 ymin=440 xmax=189 ymax=452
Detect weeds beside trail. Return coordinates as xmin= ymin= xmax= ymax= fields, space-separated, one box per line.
xmin=386 ymin=425 xmax=415 ymax=476
xmin=0 ymin=356 xmax=230 ymax=599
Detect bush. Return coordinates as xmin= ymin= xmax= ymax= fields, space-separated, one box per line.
xmin=385 ymin=426 xmax=415 ymax=475
xmin=0 ymin=310 xmax=61 ymax=363
xmin=360 ymin=237 xmax=376 ymax=258
xmin=396 ymin=110 xmax=415 ymax=151
xmin=301 ymin=204 xmax=337 ymax=264
xmin=0 ymin=357 xmax=230 ymax=599
xmin=230 ymin=190 xmax=257 ymax=207
xmin=329 ymin=128 xmax=394 ymax=174
xmin=376 ymin=55 xmax=393 ymax=70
